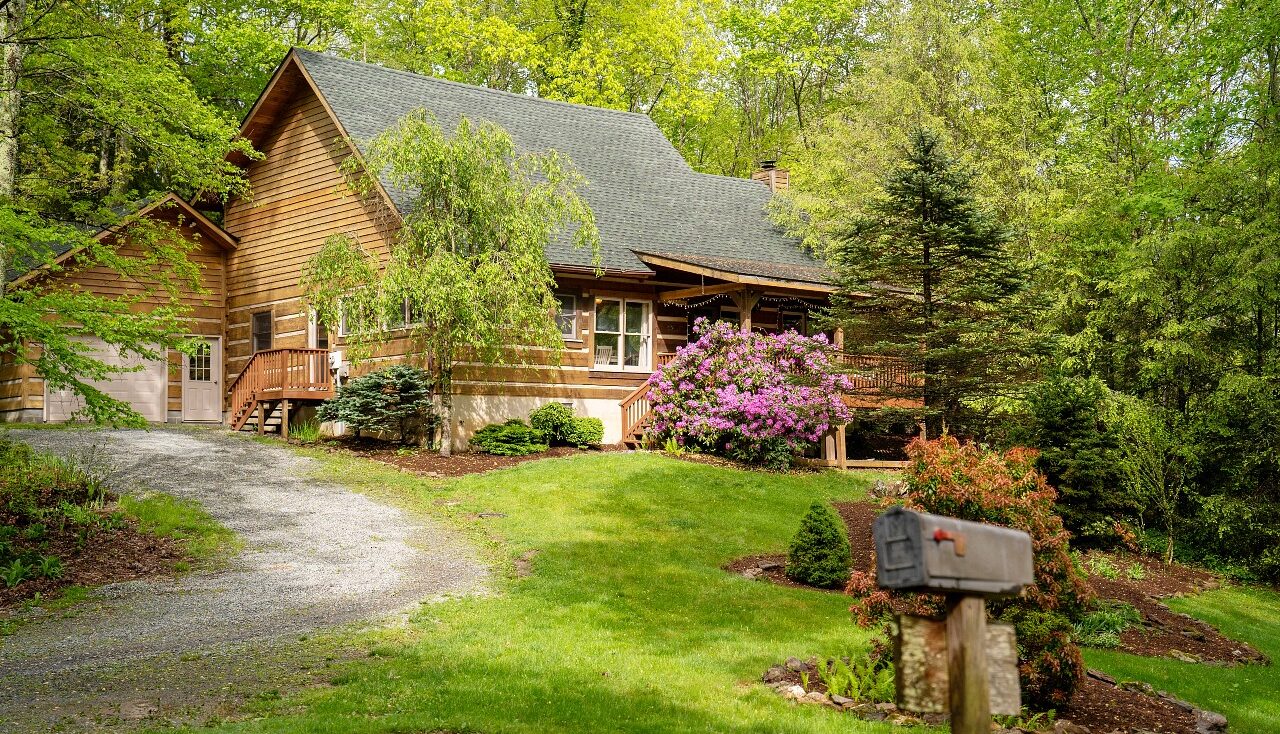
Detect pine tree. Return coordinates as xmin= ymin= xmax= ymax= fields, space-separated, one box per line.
xmin=831 ymin=128 xmax=1032 ymax=434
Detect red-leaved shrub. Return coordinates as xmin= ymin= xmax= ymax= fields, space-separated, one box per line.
xmin=847 ymin=435 xmax=1091 ymax=710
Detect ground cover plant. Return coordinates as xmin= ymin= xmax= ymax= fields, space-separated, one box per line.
xmin=0 ymin=433 xmax=235 ymax=607
xmin=648 ymin=318 xmax=854 ymax=469
xmin=192 ymin=451 xmax=901 ymax=734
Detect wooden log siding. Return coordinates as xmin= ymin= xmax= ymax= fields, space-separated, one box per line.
xmin=0 ymin=208 xmax=229 ymax=421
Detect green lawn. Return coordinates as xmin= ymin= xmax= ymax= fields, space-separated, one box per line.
xmin=199 ymin=451 xmax=919 ymax=734
xmin=1086 ymin=586 xmax=1280 ymax=734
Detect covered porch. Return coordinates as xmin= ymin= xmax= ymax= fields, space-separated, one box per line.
xmin=617 ymin=252 xmax=923 ymax=464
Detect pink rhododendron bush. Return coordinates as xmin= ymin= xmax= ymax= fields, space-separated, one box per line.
xmin=648 ymin=319 xmax=854 ymax=469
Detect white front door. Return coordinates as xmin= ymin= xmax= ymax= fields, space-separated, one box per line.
xmin=182 ymin=337 xmax=222 ymax=422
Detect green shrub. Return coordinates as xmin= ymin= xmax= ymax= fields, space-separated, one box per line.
xmin=563 ymin=416 xmax=604 ymax=448
xmin=318 ymin=365 xmax=437 ymax=444
xmin=1004 ymin=377 xmax=1137 ymax=547
xmin=470 ymin=420 xmax=548 ymax=456
xmin=785 ymin=502 xmax=851 ymax=589
xmin=529 ymin=403 xmax=574 ymax=442
xmin=1073 ymin=601 xmax=1142 ymax=648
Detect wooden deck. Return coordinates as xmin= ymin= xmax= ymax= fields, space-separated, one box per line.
xmin=227 ymin=348 xmax=335 ymax=436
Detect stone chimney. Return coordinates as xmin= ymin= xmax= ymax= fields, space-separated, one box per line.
xmin=751 ymin=160 xmax=789 ymax=192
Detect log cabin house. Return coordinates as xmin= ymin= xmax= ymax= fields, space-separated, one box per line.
xmin=2 ymin=49 xmax=919 ymax=466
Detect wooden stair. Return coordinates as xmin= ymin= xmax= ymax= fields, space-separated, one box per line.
xmin=618 ymin=382 xmax=654 ymax=448
xmin=227 ymin=348 xmax=335 ymax=439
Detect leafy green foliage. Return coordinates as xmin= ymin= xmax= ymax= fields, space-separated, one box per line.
xmin=529 ymin=403 xmax=574 ymax=443
xmin=562 ymin=417 xmax=604 ymax=448
xmin=301 ymin=112 xmax=598 ymax=454
xmin=1074 ymin=601 xmax=1142 ymax=648
xmin=816 ymin=654 xmax=894 ymax=703
xmin=469 ymin=419 xmax=548 ymax=456
xmin=784 ymin=502 xmax=851 ymax=589
xmin=318 ymin=365 xmax=438 ymax=445
xmin=1007 ymin=377 xmax=1134 ymax=546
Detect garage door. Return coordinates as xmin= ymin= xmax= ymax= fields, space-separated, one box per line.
xmin=45 ymin=337 xmax=168 ymax=423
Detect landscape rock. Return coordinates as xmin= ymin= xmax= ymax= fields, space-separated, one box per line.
xmin=1053 ymin=720 xmax=1091 ymax=734
xmin=1195 ymin=710 xmax=1228 ymax=733
xmin=829 ymin=694 xmax=853 ymax=707
xmin=784 ymin=656 xmax=806 ymax=672
xmin=758 ymin=560 xmax=783 ymax=571
xmin=1169 ymin=649 xmax=1201 ymax=663
xmin=801 ymin=691 xmax=831 ymax=705
xmin=761 ymin=666 xmax=787 ymax=684
xmin=783 ymin=685 xmax=806 ymax=700
xmin=742 ymin=568 xmax=762 ymax=579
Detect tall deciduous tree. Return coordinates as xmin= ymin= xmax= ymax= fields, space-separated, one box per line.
xmin=301 ymin=111 xmax=599 ymax=454
xmin=0 ymin=0 xmax=253 ymax=423
xmin=831 ymin=128 xmax=1031 ymax=433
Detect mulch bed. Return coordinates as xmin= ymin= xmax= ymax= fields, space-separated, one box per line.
xmin=0 ymin=522 xmax=183 ymax=611
xmin=1082 ymin=551 xmax=1268 ymax=665
xmin=318 ymin=437 xmax=621 ymax=478
xmin=1057 ymin=672 xmax=1198 ymax=734
xmin=733 ymin=499 xmax=1254 ymax=731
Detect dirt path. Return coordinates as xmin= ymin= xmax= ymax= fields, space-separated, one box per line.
xmin=0 ymin=427 xmax=487 ymax=731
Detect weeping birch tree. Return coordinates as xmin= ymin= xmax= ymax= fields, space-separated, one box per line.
xmin=301 ymin=111 xmax=599 ymax=455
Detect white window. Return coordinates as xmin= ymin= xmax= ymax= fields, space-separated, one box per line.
xmin=594 ymin=299 xmax=651 ymax=370
xmin=555 ymin=294 xmax=577 ymax=340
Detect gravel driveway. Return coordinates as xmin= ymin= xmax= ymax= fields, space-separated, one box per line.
xmin=0 ymin=427 xmax=486 ymax=730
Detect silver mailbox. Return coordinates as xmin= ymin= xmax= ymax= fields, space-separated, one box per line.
xmin=874 ymin=507 xmax=1034 ymax=596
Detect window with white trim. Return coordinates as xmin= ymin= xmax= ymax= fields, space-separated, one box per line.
xmin=594 ymin=299 xmax=651 ymax=369
xmin=555 ymin=294 xmax=577 ymax=340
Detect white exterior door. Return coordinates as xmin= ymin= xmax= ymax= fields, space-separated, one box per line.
xmin=182 ymin=337 xmax=222 ymax=422
xmin=45 ymin=337 xmax=168 ymax=422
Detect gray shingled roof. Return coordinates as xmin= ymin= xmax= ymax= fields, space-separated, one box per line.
xmin=295 ymin=50 xmax=826 ymax=278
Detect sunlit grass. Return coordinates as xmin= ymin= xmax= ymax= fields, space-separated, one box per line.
xmin=189 ymin=452 xmax=920 ymax=733
xmin=121 ymin=492 xmax=241 ymax=565
xmin=1086 ymin=586 xmax=1280 ymax=734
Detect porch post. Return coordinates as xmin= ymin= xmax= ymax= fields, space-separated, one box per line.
xmin=836 ymin=424 xmax=848 ymax=470
xmin=731 ymin=289 xmax=763 ymax=332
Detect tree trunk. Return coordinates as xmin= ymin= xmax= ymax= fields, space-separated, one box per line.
xmin=438 ymin=367 xmax=453 ymax=457
xmin=0 ymin=0 xmax=27 ymax=301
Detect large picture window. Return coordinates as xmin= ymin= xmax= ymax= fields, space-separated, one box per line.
xmin=594 ymin=299 xmax=651 ymax=369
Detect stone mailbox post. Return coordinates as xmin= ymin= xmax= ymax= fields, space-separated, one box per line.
xmin=873 ymin=507 xmax=1036 ymax=734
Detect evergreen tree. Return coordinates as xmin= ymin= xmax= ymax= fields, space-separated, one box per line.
xmin=785 ymin=502 xmax=851 ymax=589
xmin=831 ymin=128 xmax=1033 ymax=434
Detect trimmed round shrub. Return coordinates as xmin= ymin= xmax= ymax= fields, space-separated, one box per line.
xmin=785 ymin=502 xmax=852 ymax=589
xmin=470 ymin=419 xmax=548 ymax=456
xmin=563 ymin=416 xmax=604 ymax=448
xmin=530 ymin=403 xmax=574 ymax=442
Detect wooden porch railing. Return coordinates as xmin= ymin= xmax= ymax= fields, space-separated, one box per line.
xmin=617 ymin=353 xmax=676 ymax=443
xmin=837 ymin=354 xmax=921 ymax=392
xmin=227 ymin=348 xmax=335 ymax=431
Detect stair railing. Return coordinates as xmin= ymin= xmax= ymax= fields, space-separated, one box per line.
xmin=227 ymin=348 xmax=334 ymax=430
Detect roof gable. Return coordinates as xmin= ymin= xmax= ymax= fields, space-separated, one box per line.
xmin=7 ymin=193 xmax=236 ymax=286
